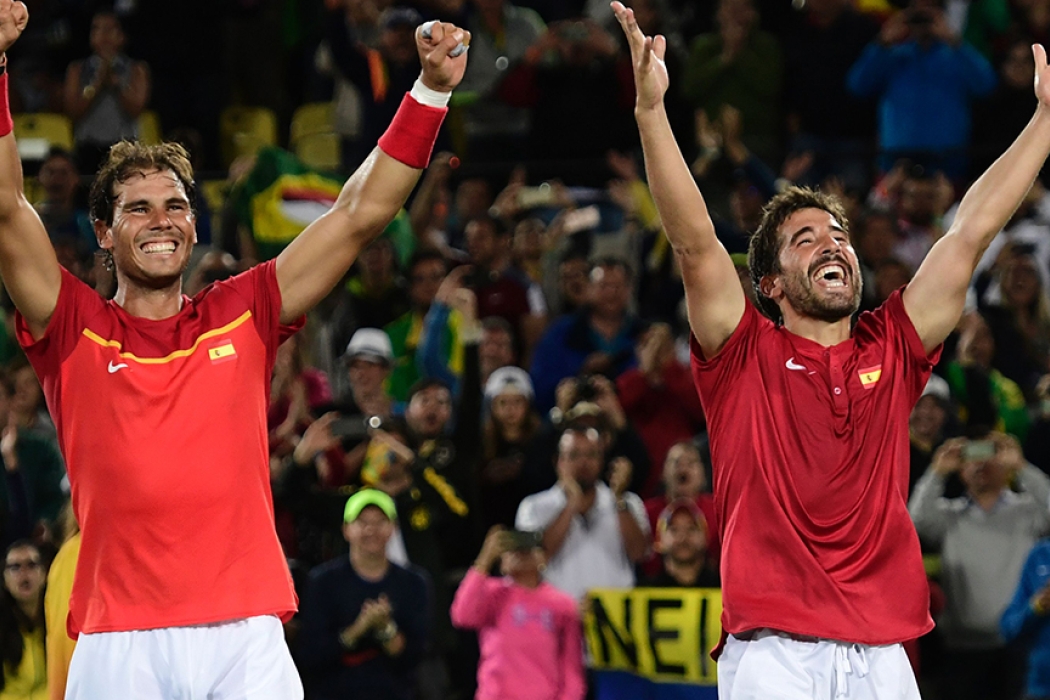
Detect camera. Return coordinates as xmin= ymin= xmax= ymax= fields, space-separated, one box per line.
xmin=330 ymin=414 xmax=383 ymax=440
xmin=962 ymin=440 xmax=996 ymax=462
xmin=575 ymin=375 xmax=600 ymax=402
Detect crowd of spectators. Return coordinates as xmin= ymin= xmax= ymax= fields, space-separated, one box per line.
xmin=8 ymin=0 xmax=1050 ymax=698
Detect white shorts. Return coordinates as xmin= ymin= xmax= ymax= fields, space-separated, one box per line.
xmin=717 ymin=629 xmax=921 ymax=700
xmin=65 ymin=615 xmax=303 ymax=700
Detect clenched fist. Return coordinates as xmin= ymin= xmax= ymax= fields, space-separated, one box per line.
xmin=416 ymin=20 xmax=470 ymax=92
xmin=0 ymin=0 xmax=27 ymax=55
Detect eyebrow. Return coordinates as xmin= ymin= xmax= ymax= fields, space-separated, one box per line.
xmin=121 ymin=197 xmax=189 ymax=210
xmin=788 ymin=223 xmax=847 ymax=245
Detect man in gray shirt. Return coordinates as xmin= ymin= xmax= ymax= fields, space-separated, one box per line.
xmin=910 ymin=429 xmax=1050 ymax=700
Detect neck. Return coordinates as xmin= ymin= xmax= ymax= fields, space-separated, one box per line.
xmin=580 ymin=486 xmax=597 ymax=512
xmin=350 ymin=549 xmax=390 ymax=580
xmin=16 ymin=597 xmax=37 ymax=621
xmin=971 ymin=487 xmax=1005 ymax=511
xmin=590 ymin=311 xmax=624 ymax=339
xmin=354 ymin=390 xmax=390 ymax=414
xmin=666 ymin=558 xmax=702 ymax=585
xmin=781 ymin=312 xmax=851 ymax=346
xmin=502 ymin=424 xmax=523 ymax=442
xmin=113 ymin=281 xmax=185 ymax=320
xmin=511 ymin=572 xmax=541 ymax=589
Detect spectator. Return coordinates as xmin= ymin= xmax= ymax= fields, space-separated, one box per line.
xmin=682 ymin=0 xmax=783 ymax=165
xmin=342 ymin=238 xmax=412 ymax=350
xmin=0 ymin=540 xmax=47 ymax=699
xmin=44 ymin=512 xmax=78 ymax=700
xmin=972 ymin=38 xmax=1039 ymax=179
xmin=515 ymin=426 xmax=649 ymax=600
xmin=1001 ymin=538 xmax=1050 ymax=700
xmin=868 ymin=162 xmax=954 ymax=273
xmin=32 ymin=149 xmax=92 ymax=251
xmin=909 ymin=375 xmax=953 ymax=494
xmin=910 ymin=431 xmax=1050 ymax=700
xmin=385 ymin=250 xmax=450 ymax=402
xmin=642 ymin=441 xmax=720 ymax=573
xmin=63 ymin=9 xmax=150 ymax=175
xmin=853 ymin=209 xmax=902 ymax=311
xmin=616 ymin=322 xmax=705 ymax=494
xmin=944 ymin=312 xmax=1029 ymax=441
xmin=457 ymin=0 xmax=546 ymax=161
xmin=846 ymin=0 xmax=996 ymax=178
xmin=478 ymin=317 xmax=517 ymax=387
xmin=641 ymin=499 xmax=720 ymax=588
xmin=268 ymin=334 xmax=333 ymax=462
xmin=298 ymin=490 xmax=430 ymax=700
xmin=550 ymin=249 xmax=591 ymax=318
xmin=450 ymin=526 xmax=585 ymax=700
xmin=0 ymin=368 xmax=65 ymax=547
xmin=1026 ymin=373 xmax=1050 ymax=477
xmin=781 ymin=0 xmax=879 ymax=190
xmin=530 ymin=257 xmax=644 ymax=411
xmin=479 ymin=367 xmax=543 ymax=529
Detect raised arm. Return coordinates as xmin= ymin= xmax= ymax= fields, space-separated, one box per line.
xmin=904 ymin=44 xmax=1050 ymax=353
xmin=0 ymin=1 xmax=61 ymax=340
xmin=275 ymin=20 xmax=470 ymax=324
xmin=611 ymin=2 xmax=744 ymax=357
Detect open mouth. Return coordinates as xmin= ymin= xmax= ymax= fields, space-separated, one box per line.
xmin=812 ymin=263 xmax=848 ymax=289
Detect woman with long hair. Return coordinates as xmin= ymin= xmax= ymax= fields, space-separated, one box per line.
xmin=0 ymin=540 xmax=47 ymax=698
xmin=479 ymin=367 xmax=542 ymax=530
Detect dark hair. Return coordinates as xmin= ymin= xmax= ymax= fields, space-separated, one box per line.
xmin=0 ymin=541 xmax=45 ymax=690
xmin=407 ymin=377 xmax=452 ymax=402
xmin=481 ymin=316 xmax=514 ymax=340
xmin=88 ymin=141 xmax=197 ymax=227
xmin=589 ymin=256 xmax=634 ymax=283
xmin=406 ymin=249 xmax=447 ymax=277
xmin=748 ymin=186 xmax=850 ymax=323
xmin=465 ymin=213 xmax=508 ymax=238
xmin=0 ymin=368 xmax=14 ymax=399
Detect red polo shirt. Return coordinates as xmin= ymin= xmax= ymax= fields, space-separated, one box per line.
xmin=16 ymin=261 xmax=302 ymax=636
xmin=691 ymin=290 xmax=938 ymax=645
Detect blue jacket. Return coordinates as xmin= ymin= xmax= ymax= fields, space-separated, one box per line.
xmin=847 ymin=39 xmax=995 ymax=152
xmin=1001 ymin=539 xmax=1050 ymax=697
xmin=529 ymin=310 xmax=643 ymax=411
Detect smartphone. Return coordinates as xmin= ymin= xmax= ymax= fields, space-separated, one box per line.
xmin=517 ymin=184 xmax=556 ymax=209
xmin=562 ymin=205 xmax=601 ymax=234
xmin=330 ymin=415 xmax=382 ymax=440
xmin=962 ymin=440 xmax=996 ymax=462
xmin=506 ymin=530 xmax=543 ymax=550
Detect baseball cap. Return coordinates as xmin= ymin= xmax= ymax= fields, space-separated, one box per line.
xmin=344 ymin=489 xmax=398 ymax=523
xmin=343 ymin=328 xmax=393 ymax=366
xmin=484 ymin=366 xmax=534 ymax=401
xmin=656 ymin=498 xmax=708 ymax=538
xmin=920 ymin=374 xmax=950 ymax=403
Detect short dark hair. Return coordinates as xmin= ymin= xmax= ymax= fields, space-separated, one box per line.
xmin=748 ymin=186 xmax=849 ymax=324
xmin=89 ymin=141 xmax=197 ymax=226
xmin=466 ymin=213 xmax=508 ymax=238
xmin=407 ymin=377 xmax=452 ymax=402
xmin=481 ymin=315 xmax=514 ymax=339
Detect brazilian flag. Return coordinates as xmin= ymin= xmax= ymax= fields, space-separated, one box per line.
xmin=230 ymin=147 xmax=415 ymax=263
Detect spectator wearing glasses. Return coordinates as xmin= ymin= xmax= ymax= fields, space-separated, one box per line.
xmin=0 ymin=540 xmax=47 ymax=698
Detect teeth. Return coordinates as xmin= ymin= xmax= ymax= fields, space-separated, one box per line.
xmin=142 ymin=242 xmax=176 ymax=254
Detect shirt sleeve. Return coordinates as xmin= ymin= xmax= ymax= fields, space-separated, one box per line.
xmin=15 ymin=268 xmax=105 ymax=376
xmin=220 ymin=259 xmax=305 ymax=369
xmin=624 ymin=492 xmax=651 ymax=536
xmin=516 ymin=491 xmax=564 ymax=532
xmin=689 ymin=300 xmax=764 ymax=406
xmin=862 ymin=289 xmax=942 ymax=405
xmin=449 ymin=569 xmax=504 ymax=630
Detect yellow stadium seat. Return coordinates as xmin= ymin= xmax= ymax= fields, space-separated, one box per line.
xmin=290 ymin=102 xmax=334 ymax=144
xmin=137 ymin=110 xmax=162 ymax=145
xmin=22 ymin=176 xmax=43 ymax=206
xmin=199 ymin=179 xmax=227 ymax=215
xmin=294 ymin=132 xmax=341 ymax=173
xmin=220 ymin=106 xmax=278 ymax=167
xmin=13 ymin=113 xmax=74 ymax=160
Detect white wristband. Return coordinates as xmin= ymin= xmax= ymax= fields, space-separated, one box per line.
xmin=411 ymin=77 xmax=451 ymax=109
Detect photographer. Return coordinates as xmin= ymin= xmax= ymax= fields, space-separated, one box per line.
xmin=450 ymin=526 xmax=584 ymax=700
xmin=909 ymin=430 xmax=1050 ymax=700
xmin=846 ymin=0 xmax=995 ymax=179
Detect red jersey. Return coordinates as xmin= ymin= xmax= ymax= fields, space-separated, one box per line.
xmin=16 ymin=262 xmax=302 ymax=636
xmin=690 ymin=290 xmax=938 ymax=645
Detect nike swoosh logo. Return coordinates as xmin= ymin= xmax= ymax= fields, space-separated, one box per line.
xmin=785 ymin=357 xmax=807 ymax=371
xmin=107 ymin=361 xmax=129 ymax=374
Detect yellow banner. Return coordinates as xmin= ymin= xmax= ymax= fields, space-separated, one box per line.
xmin=583 ymin=588 xmax=722 ymax=685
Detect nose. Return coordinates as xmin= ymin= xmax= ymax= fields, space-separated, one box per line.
xmin=149 ymin=207 xmax=174 ymax=230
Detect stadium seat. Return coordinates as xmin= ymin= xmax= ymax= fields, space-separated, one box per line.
xmin=219 ymin=106 xmax=278 ymax=167
xmin=290 ymin=102 xmax=340 ymax=173
xmin=13 ymin=113 xmax=74 ymax=161
xmin=137 ymin=110 xmax=162 ymax=146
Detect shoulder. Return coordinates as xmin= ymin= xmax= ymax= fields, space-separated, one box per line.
xmin=541 ymin=583 xmax=581 ymax=615
xmin=390 ymin=561 xmax=430 ymax=588
xmin=309 ymin=557 xmax=350 ymax=584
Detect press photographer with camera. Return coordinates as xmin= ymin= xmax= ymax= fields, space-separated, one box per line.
xmin=909 ymin=430 xmax=1050 ymax=700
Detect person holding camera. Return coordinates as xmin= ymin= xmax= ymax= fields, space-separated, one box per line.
xmin=298 ymin=490 xmax=430 ymax=700
xmin=846 ymin=0 xmax=995 ymax=178
xmin=909 ymin=430 xmax=1050 ymax=700
xmin=515 ymin=425 xmax=649 ymax=600
xmin=450 ymin=525 xmax=585 ymax=700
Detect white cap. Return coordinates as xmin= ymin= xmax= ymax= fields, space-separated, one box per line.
xmin=921 ymin=374 xmax=951 ymax=403
xmin=344 ymin=328 xmax=393 ymax=366
xmin=484 ymin=366 xmax=534 ymax=400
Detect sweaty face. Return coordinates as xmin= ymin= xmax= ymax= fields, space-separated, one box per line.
xmin=97 ymin=169 xmax=196 ymax=292
xmin=768 ymin=208 xmax=862 ymax=323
